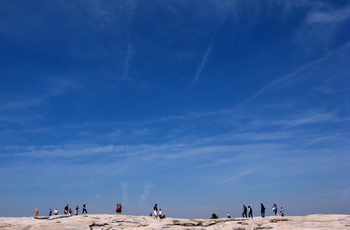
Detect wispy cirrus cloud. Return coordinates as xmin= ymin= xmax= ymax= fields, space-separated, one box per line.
xmin=240 ymin=42 xmax=350 ymax=107
xmin=217 ymin=169 xmax=256 ymax=184
xmin=121 ymin=183 xmax=129 ymax=205
xmin=0 ymin=77 xmax=84 ymax=127
xmin=121 ymin=0 xmax=137 ymax=80
xmin=0 ymin=77 xmax=82 ymax=111
xmin=192 ymin=44 xmax=213 ymax=85
xmin=0 ymin=94 xmax=46 ymax=111
xmin=123 ymin=43 xmax=135 ymax=79
xmin=306 ymin=6 xmax=350 ymax=24
xmin=270 ymin=111 xmax=337 ymax=128
xmin=139 ymin=182 xmax=153 ymax=206
xmin=295 ymin=4 xmax=350 ymax=49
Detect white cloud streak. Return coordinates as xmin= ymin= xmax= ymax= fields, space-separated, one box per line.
xmin=271 ymin=111 xmax=336 ymax=128
xmin=121 ymin=183 xmax=129 ymax=205
xmin=0 ymin=77 xmax=82 ymax=111
xmin=122 ymin=0 xmax=137 ymax=80
xmin=240 ymin=42 xmax=350 ymax=107
xmin=294 ymin=4 xmax=350 ymax=49
xmin=193 ymin=44 xmax=213 ymax=85
xmin=306 ymin=6 xmax=350 ymax=24
xmin=0 ymin=95 xmax=46 ymax=111
xmin=139 ymin=182 xmax=153 ymax=206
xmin=123 ymin=43 xmax=135 ymax=79
xmin=217 ymin=169 xmax=255 ymax=184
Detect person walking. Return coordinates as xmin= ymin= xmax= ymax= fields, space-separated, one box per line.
xmin=260 ymin=203 xmax=266 ymax=218
xmin=153 ymin=204 xmax=158 ymax=220
xmin=248 ymin=206 xmax=253 ymax=218
xmin=272 ymin=204 xmax=278 ymax=216
xmin=242 ymin=205 xmax=247 ymax=218
xmin=82 ymin=202 xmax=88 ymax=214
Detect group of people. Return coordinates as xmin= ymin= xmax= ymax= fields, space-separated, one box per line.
xmin=115 ymin=203 xmax=122 ymax=214
xmin=152 ymin=204 xmax=166 ymax=219
xmin=271 ymin=203 xmax=285 ymax=217
xmin=241 ymin=205 xmax=253 ymax=218
xmin=239 ymin=203 xmax=285 ymax=219
xmin=38 ymin=202 xmax=285 ymax=219
xmin=46 ymin=202 xmax=88 ymax=217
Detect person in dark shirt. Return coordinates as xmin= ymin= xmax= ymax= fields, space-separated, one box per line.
xmin=248 ymin=206 xmax=253 ymax=218
xmin=242 ymin=205 xmax=247 ymax=218
xmin=261 ymin=203 xmax=266 ymax=218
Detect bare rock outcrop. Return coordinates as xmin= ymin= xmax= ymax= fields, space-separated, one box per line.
xmin=0 ymin=214 xmax=348 ymax=230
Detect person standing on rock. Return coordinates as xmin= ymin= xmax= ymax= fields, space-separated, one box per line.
xmin=75 ymin=205 xmax=79 ymax=215
xmin=153 ymin=204 xmax=158 ymax=220
xmin=242 ymin=205 xmax=247 ymax=218
xmin=82 ymin=202 xmax=88 ymax=214
xmin=227 ymin=212 xmax=231 ymax=218
xmin=64 ymin=204 xmax=69 ymax=215
xmin=260 ymin=203 xmax=266 ymax=218
xmin=248 ymin=206 xmax=253 ymax=218
xmin=49 ymin=209 xmax=52 ymax=217
xmin=54 ymin=208 xmax=58 ymax=215
xmin=35 ymin=208 xmax=39 ymax=217
xmin=116 ymin=204 xmax=122 ymax=214
xmin=272 ymin=204 xmax=278 ymax=216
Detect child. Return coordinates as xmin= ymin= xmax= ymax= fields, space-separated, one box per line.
xmin=280 ymin=207 xmax=285 ymax=217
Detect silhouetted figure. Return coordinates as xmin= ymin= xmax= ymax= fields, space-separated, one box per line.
xmin=82 ymin=202 xmax=88 ymax=214
xmin=64 ymin=204 xmax=69 ymax=215
xmin=242 ymin=205 xmax=247 ymax=218
xmin=248 ymin=206 xmax=253 ymax=218
xmin=261 ymin=203 xmax=266 ymax=218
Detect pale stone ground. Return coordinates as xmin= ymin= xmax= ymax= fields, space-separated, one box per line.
xmin=0 ymin=214 xmax=349 ymax=230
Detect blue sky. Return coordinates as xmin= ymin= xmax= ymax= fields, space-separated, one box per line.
xmin=0 ymin=0 xmax=349 ymax=218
